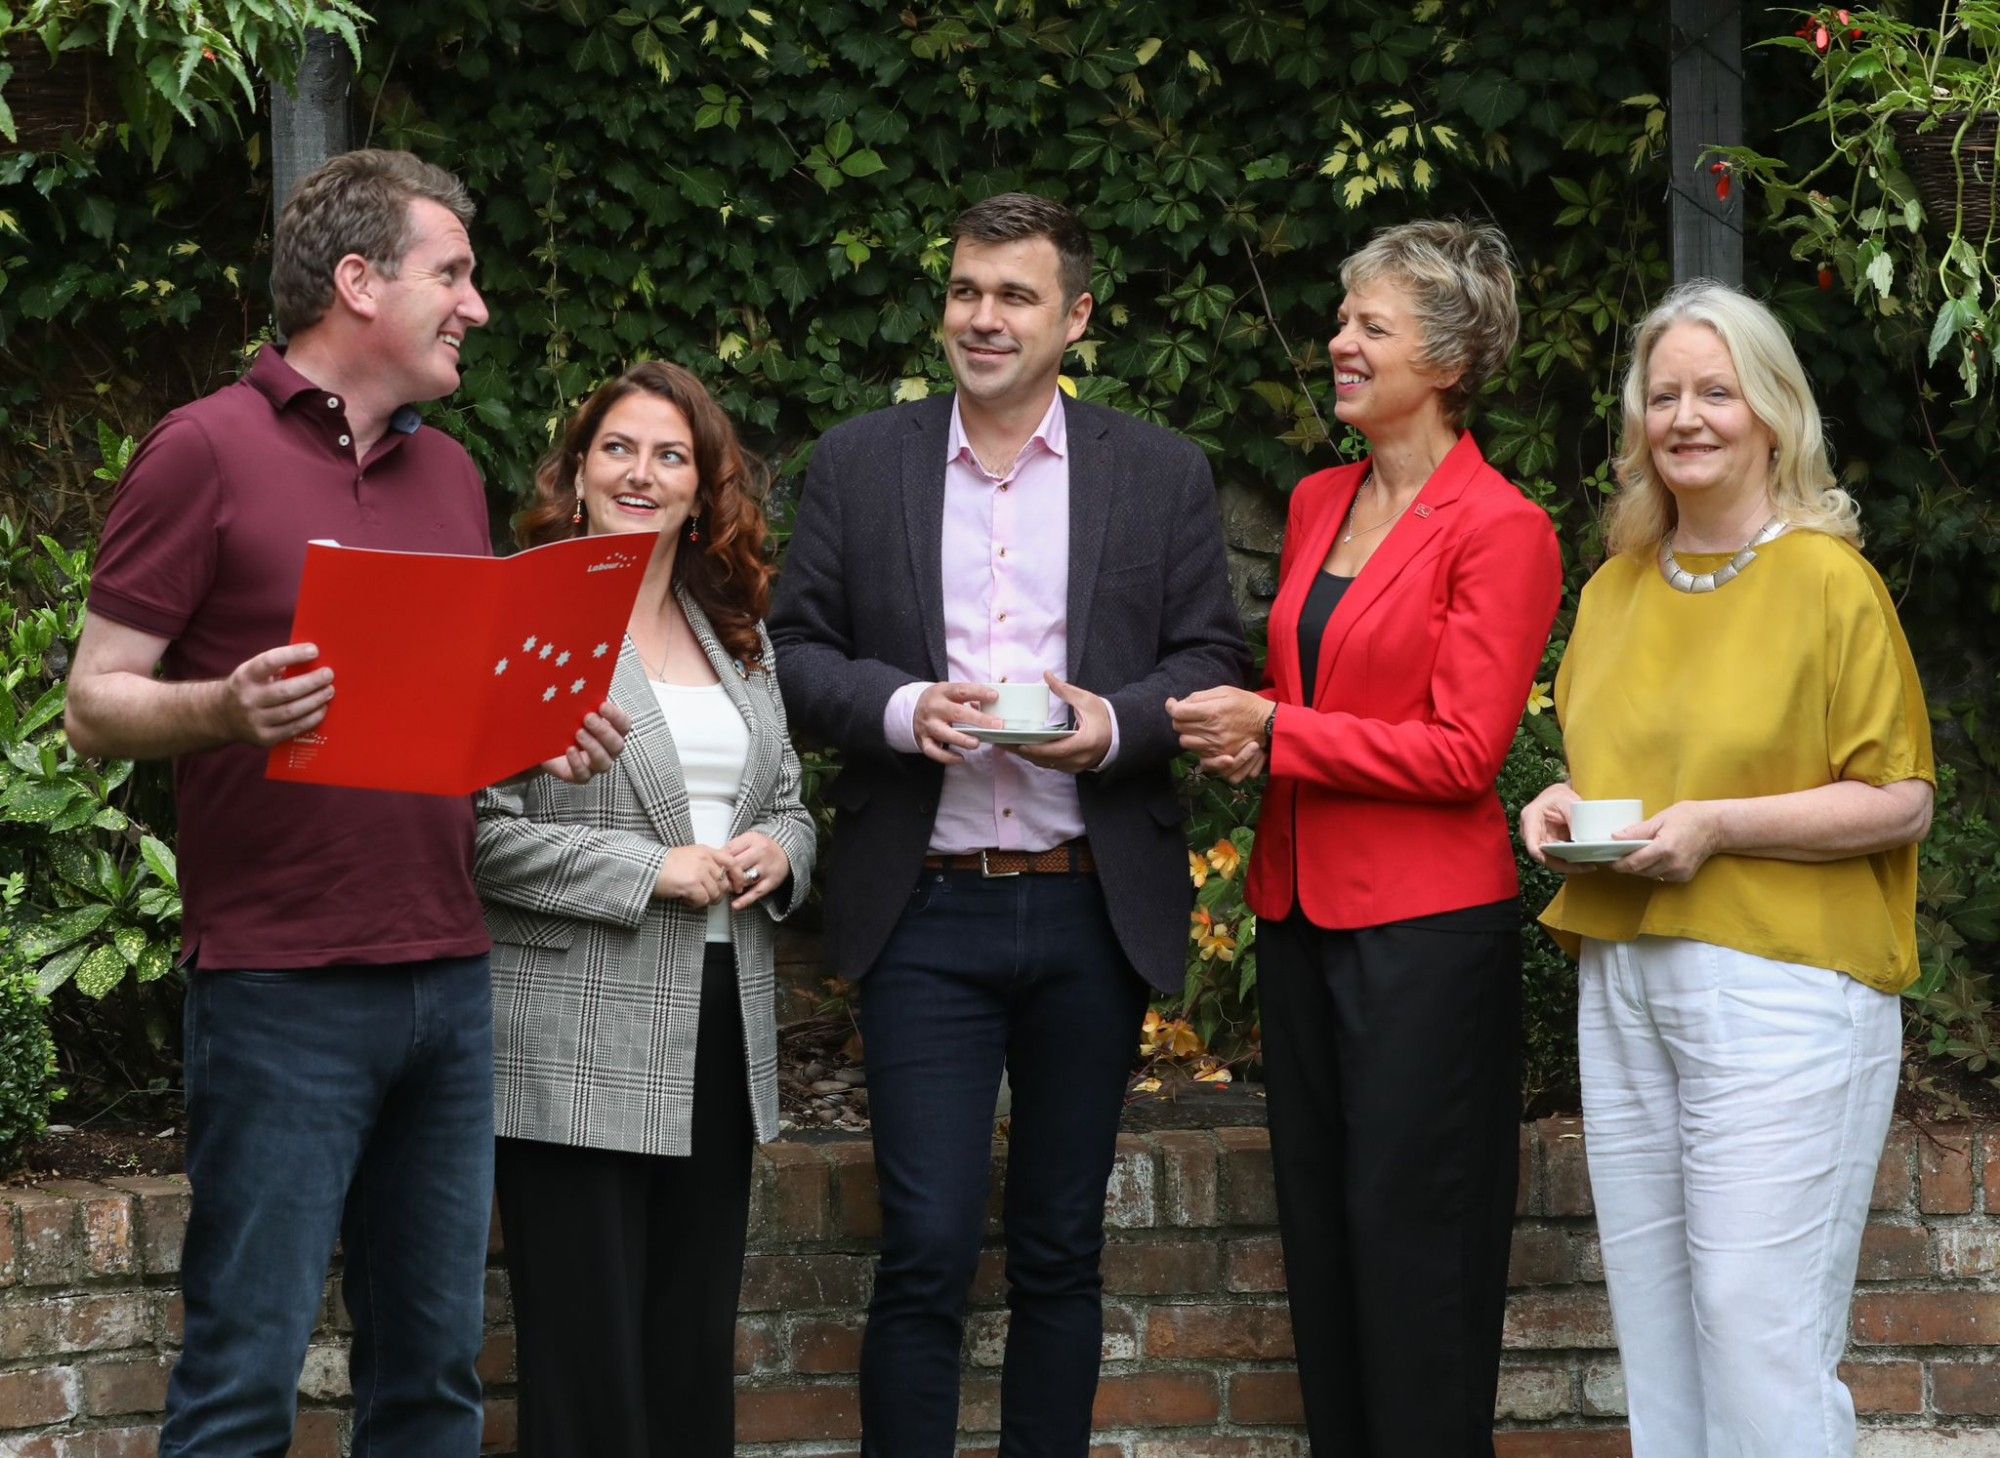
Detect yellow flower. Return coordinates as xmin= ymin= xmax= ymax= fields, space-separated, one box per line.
xmin=1196 ymin=914 xmax=1238 ymax=963
xmin=1139 ymin=1008 xmax=1206 ymax=1058
xmin=1188 ymin=849 xmax=1209 ymax=888
xmin=1205 ymin=838 xmax=1241 ymax=880
xmin=1525 ymin=681 xmax=1554 ymax=716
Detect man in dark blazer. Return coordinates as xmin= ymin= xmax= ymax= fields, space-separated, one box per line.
xmin=770 ymin=193 xmax=1248 ymax=1457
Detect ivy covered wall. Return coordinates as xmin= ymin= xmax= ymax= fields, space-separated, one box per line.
xmin=1 ymin=0 xmax=1995 ymax=1117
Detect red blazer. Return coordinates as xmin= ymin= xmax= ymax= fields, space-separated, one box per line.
xmin=1246 ymin=431 xmax=1562 ymax=929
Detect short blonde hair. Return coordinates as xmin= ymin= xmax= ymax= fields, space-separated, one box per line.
xmin=1339 ymin=219 xmax=1519 ymax=426
xmin=1608 ymin=281 xmax=1860 ymax=555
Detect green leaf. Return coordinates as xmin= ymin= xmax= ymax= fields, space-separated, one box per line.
xmin=1866 ymin=249 xmax=1895 ymax=299
xmin=1441 ymin=70 xmax=1527 ymax=132
xmin=35 ymin=944 xmax=90 ymax=997
xmin=1920 ymin=294 xmax=1968 ymax=364
xmin=838 ymin=149 xmax=886 ymax=179
xmin=135 ymin=944 xmax=174 ymax=983
xmin=73 ymin=943 xmax=129 ymax=998
xmin=113 ymin=925 xmax=146 ymax=966
xmin=18 ymin=904 xmax=114 ymax=962
xmin=1 ymin=780 xmax=84 ymax=826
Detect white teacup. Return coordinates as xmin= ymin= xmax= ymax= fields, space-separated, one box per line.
xmin=988 ymin=682 xmax=1052 ymax=728
xmin=1567 ymin=799 xmax=1645 ymax=843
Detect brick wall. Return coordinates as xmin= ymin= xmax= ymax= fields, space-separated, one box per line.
xmin=3 ymin=1118 xmax=1998 ymax=1457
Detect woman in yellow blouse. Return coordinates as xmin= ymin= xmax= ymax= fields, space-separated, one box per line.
xmin=1519 ymin=281 xmax=1932 ymax=1458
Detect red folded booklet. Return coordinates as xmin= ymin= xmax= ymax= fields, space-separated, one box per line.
xmin=267 ymin=534 xmax=650 ymax=796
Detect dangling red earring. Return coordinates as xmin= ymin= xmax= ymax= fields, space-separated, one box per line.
xmin=570 ymin=494 xmax=584 ymax=528
xmin=687 ymin=512 xmax=701 ymax=544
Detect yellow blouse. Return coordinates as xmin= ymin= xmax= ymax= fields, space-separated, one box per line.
xmin=1539 ymin=529 xmax=1933 ymax=993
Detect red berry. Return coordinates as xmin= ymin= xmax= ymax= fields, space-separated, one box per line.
xmin=1815 ymin=22 xmax=1831 ymax=51
xmin=1716 ymin=175 xmax=1733 ymax=202
xmin=1836 ymin=8 xmax=1850 ymax=22
xmin=1818 ymin=265 xmax=1835 ymax=290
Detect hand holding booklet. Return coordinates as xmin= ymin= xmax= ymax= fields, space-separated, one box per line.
xmin=266 ymin=534 xmax=650 ymax=796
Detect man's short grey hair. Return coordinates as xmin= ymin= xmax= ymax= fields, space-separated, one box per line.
xmin=1339 ymin=219 xmax=1520 ymax=427
xmin=270 ymin=149 xmax=475 ymax=337
xmin=951 ymin=193 xmax=1093 ymax=305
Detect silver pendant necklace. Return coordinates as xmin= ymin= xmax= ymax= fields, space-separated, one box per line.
xmin=1658 ymin=515 xmax=1787 ymax=593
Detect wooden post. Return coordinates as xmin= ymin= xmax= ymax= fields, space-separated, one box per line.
xmin=269 ymin=31 xmax=352 ymax=223
xmin=1669 ymin=0 xmax=1743 ymax=285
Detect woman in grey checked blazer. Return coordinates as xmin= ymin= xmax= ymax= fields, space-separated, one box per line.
xmin=473 ymin=362 xmax=815 ymax=1458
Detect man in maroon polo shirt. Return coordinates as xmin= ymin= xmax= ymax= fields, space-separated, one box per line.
xmin=65 ymin=151 xmax=622 ymax=1458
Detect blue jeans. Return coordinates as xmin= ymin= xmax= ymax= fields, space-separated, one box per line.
xmin=160 ymin=957 xmax=494 ymax=1458
xmin=857 ymin=870 xmax=1149 ymax=1458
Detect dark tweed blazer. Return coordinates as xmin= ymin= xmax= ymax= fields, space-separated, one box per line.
xmin=769 ymin=392 xmax=1249 ymax=993
xmin=473 ymin=587 xmax=815 ymax=1156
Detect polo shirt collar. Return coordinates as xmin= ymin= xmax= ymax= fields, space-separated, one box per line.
xmin=946 ymin=388 xmax=1068 ymax=468
xmin=245 ymin=344 xmax=423 ymax=434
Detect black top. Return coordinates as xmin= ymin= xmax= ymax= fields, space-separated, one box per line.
xmin=1296 ymin=570 xmax=1354 ymax=710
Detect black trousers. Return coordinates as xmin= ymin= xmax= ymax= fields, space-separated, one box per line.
xmin=1258 ymin=904 xmax=1523 ymax=1458
xmin=493 ymin=944 xmax=753 ymax=1458
xmin=856 ymin=869 xmax=1150 ymax=1458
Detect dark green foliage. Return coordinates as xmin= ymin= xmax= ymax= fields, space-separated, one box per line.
xmin=0 ymin=885 xmax=63 ymax=1167
xmin=0 ymin=0 xmax=1994 ymax=1110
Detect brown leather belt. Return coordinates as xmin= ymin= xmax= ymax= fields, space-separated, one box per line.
xmin=922 ymin=839 xmax=1096 ymax=878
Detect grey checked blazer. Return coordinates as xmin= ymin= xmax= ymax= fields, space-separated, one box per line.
xmin=472 ymin=586 xmax=815 ymax=1156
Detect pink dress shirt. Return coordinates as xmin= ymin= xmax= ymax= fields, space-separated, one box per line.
xmin=883 ymin=392 xmax=1120 ymax=854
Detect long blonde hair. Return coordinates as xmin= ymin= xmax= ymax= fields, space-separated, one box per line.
xmin=1606 ymin=280 xmax=1860 ymax=555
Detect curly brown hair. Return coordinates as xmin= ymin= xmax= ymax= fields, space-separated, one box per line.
xmin=517 ymin=362 xmax=774 ymax=670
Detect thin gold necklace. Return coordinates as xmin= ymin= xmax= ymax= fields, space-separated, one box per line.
xmin=1341 ymin=473 xmax=1411 ymax=544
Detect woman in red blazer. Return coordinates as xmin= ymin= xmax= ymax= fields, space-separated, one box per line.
xmin=1171 ymin=220 xmax=1561 ymax=1457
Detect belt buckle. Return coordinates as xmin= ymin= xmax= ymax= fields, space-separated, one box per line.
xmin=979 ymin=848 xmax=1023 ymax=879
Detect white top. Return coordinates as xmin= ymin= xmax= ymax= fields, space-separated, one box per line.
xmin=650 ymin=680 xmax=749 ymax=942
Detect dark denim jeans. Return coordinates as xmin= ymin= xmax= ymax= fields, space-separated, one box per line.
xmin=857 ymin=870 xmax=1149 ymax=1458
xmin=159 ymin=956 xmax=494 ymax=1458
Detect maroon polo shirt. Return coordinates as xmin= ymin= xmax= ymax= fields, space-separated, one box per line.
xmin=88 ymin=346 xmax=494 ymax=970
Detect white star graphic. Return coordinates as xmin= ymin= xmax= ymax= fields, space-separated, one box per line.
xmin=523 ymin=635 xmax=538 ymax=652
xmin=570 ymin=678 xmax=586 ymax=694
xmin=493 ymin=657 xmax=509 ymax=675
xmin=538 ymin=643 xmax=553 ymax=660
xmin=556 ymin=651 xmax=571 ymax=666
xmin=592 ymin=642 xmax=609 ymax=658
xmin=541 ymin=686 xmax=556 ymax=703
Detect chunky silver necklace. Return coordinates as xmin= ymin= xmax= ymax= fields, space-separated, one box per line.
xmin=1657 ymin=516 xmax=1787 ymax=593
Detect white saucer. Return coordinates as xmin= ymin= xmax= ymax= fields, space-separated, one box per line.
xmin=955 ymin=725 xmax=1072 ymax=746
xmin=1544 ymin=840 xmax=1645 ymax=865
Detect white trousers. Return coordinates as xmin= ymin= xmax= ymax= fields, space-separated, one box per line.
xmin=1578 ymin=936 xmax=1901 ymax=1458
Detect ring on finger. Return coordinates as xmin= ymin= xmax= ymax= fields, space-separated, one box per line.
xmin=745 ymin=866 xmax=762 ymax=882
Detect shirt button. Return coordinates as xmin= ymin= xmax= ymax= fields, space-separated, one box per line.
xmin=1002 ymin=808 xmax=1013 ymax=818
xmin=338 ymin=434 xmax=351 ymax=447
xmin=997 ymin=612 xmax=1008 ymax=622
xmin=326 ymin=397 xmax=340 ymax=409
xmin=999 ymin=484 xmax=1010 ymax=492
xmin=999 ymin=547 xmax=1008 ymax=558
